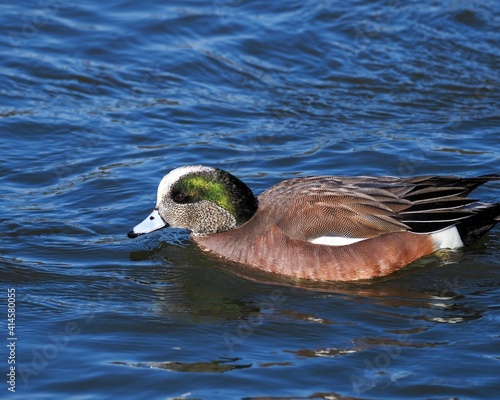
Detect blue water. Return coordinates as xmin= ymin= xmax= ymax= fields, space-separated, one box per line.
xmin=1 ymin=0 xmax=500 ymax=398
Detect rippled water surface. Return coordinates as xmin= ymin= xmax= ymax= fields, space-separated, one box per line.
xmin=1 ymin=0 xmax=500 ymax=399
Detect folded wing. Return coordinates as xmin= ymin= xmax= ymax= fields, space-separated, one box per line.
xmin=259 ymin=174 xmax=500 ymax=244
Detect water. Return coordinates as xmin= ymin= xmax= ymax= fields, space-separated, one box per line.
xmin=1 ymin=0 xmax=500 ymax=398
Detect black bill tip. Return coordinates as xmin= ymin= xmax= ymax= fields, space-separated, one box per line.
xmin=127 ymin=230 xmax=140 ymax=239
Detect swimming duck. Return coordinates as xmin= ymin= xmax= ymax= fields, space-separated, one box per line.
xmin=128 ymin=166 xmax=499 ymax=281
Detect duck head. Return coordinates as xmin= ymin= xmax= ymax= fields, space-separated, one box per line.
xmin=128 ymin=165 xmax=258 ymax=238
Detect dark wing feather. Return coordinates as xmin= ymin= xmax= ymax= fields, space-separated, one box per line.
xmin=399 ymin=175 xmax=499 ymax=233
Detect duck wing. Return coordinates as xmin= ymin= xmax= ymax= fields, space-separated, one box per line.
xmin=258 ymin=174 xmax=499 ymax=242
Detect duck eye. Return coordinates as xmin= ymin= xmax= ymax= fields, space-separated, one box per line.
xmin=173 ymin=192 xmax=186 ymax=203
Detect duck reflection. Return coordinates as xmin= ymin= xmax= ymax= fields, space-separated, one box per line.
xmin=127 ymin=238 xmax=483 ymax=327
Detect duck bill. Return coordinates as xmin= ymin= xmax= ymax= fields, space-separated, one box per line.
xmin=127 ymin=208 xmax=168 ymax=238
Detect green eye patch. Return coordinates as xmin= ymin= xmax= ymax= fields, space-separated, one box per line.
xmin=177 ymin=175 xmax=236 ymax=215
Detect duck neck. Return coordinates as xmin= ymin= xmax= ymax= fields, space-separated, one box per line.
xmin=214 ymin=168 xmax=259 ymax=226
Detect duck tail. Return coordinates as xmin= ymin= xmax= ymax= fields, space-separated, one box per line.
xmin=455 ymin=202 xmax=500 ymax=245
xmin=400 ymin=174 xmax=499 ymax=249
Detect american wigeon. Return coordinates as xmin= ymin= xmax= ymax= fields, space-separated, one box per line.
xmin=128 ymin=166 xmax=500 ymax=281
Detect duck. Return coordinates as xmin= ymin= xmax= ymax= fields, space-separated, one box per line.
xmin=128 ymin=165 xmax=500 ymax=281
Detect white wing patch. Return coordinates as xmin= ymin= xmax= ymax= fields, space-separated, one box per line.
xmin=429 ymin=226 xmax=464 ymax=250
xmin=309 ymin=236 xmax=367 ymax=246
xmin=310 ymin=226 xmax=465 ymax=250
